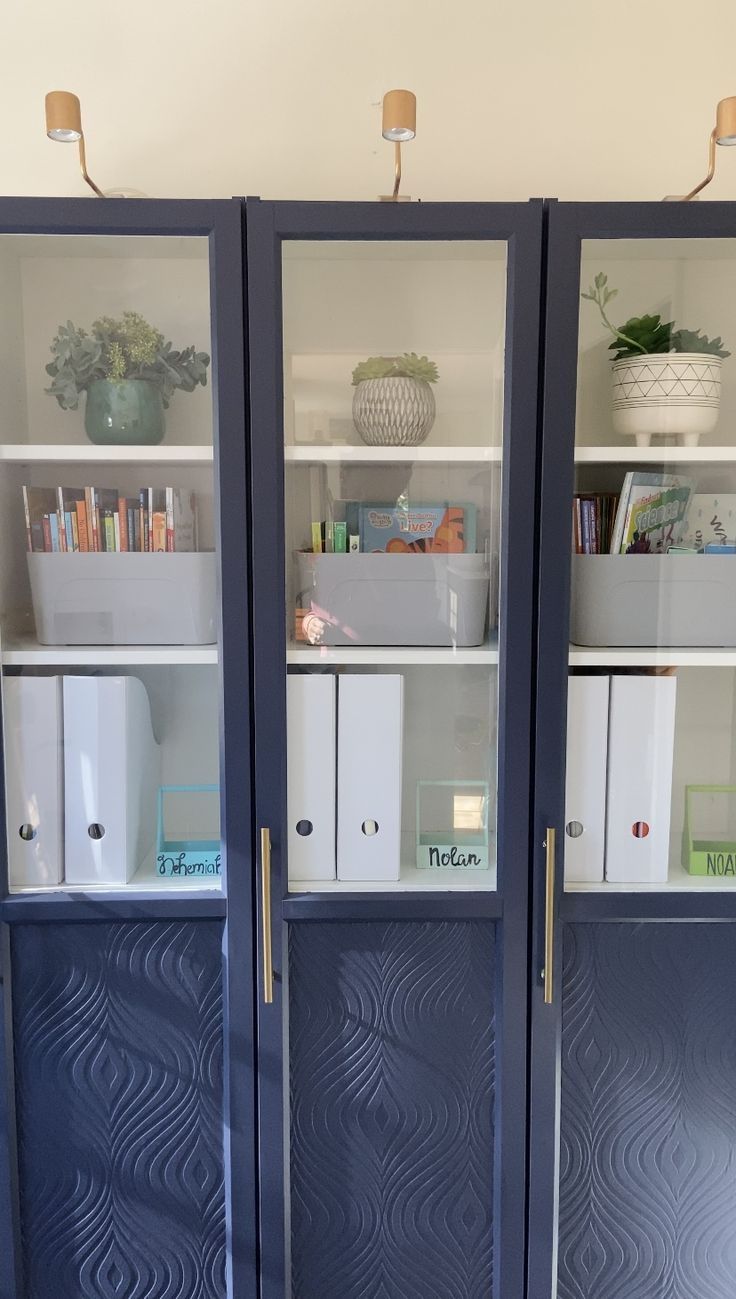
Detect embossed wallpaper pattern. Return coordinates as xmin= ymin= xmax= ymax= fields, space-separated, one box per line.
xmin=559 ymin=922 xmax=736 ymax=1299
xmin=11 ymin=920 xmax=226 ymax=1299
xmin=289 ymin=920 xmax=496 ymax=1299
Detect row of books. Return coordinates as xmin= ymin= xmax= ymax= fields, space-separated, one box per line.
xmin=572 ymin=494 xmax=619 ymax=554
xmin=310 ymin=503 xmax=477 ymax=555
xmin=572 ymin=474 xmax=730 ymax=555
xmin=22 ymin=486 xmax=197 ymax=554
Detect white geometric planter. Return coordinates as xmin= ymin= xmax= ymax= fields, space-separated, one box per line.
xmin=611 ymin=353 xmax=723 ymax=447
xmin=352 ymin=376 xmax=436 ymax=447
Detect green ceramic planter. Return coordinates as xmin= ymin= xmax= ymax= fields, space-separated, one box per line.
xmin=84 ymin=378 xmax=165 ymax=446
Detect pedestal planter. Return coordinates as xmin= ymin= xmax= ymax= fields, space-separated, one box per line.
xmin=611 ymin=353 xmax=723 ymax=447
xmin=352 ymin=376 xmax=436 ymax=446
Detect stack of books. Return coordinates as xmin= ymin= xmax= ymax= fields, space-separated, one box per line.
xmin=22 ymin=486 xmax=197 ymax=553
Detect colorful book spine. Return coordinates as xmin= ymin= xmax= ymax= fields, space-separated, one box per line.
xmin=117 ymin=496 xmax=128 ymax=552
xmin=76 ymin=499 xmax=89 ymax=552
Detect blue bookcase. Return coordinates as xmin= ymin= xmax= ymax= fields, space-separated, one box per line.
xmin=2 ymin=194 xmax=736 ymax=1299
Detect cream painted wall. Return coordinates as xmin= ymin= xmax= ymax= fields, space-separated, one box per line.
xmin=2 ymin=0 xmax=736 ymax=203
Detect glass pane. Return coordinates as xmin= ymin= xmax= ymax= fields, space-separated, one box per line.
xmin=0 ymin=234 xmax=221 ymax=892
xmin=566 ymin=237 xmax=736 ymax=892
xmin=282 ymin=240 xmax=506 ymax=892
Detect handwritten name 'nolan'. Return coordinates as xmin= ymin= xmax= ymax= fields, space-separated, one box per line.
xmin=428 ymin=845 xmax=482 ymax=868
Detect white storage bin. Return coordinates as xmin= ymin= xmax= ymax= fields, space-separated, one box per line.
xmin=571 ymin=554 xmax=736 ymax=647
xmin=27 ymin=552 xmax=217 ymax=645
xmin=296 ymin=552 xmax=491 ymax=647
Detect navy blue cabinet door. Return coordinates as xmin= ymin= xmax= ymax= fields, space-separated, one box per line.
xmin=0 ymin=197 xmax=255 ymax=1299
xmin=12 ymin=920 xmax=226 ymax=1299
xmin=247 ymin=199 xmax=544 ymax=1299
xmin=530 ymin=200 xmax=736 ymax=1298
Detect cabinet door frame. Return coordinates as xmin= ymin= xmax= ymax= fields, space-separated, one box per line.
xmin=0 ymin=197 xmax=256 ymax=1299
xmin=529 ymin=198 xmax=736 ymax=1299
xmin=246 ymin=197 xmax=544 ymax=1299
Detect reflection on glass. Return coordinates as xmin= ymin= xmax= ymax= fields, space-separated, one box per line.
xmin=282 ymin=241 xmax=506 ymax=891
xmin=0 ymin=234 xmax=221 ymax=893
xmin=567 ymin=239 xmax=736 ymax=893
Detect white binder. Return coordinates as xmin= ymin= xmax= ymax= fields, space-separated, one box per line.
xmin=337 ymin=674 xmax=403 ymax=882
xmin=564 ymin=675 xmax=609 ymax=884
xmin=287 ymin=674 xmax=336 ymax=881
xmin=605 ymin=674 xmax=677 ymax=883
xmin=63 ymin=676 xmax=160 ymax=885
xmin=3 ymin=676 xmax=63 ymax=888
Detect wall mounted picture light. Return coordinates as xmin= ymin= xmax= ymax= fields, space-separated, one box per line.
xmin=380 ymin=89 xmax=416 ymax=202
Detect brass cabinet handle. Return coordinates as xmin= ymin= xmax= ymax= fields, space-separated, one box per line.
xmin=543 ymin=828 xmax=556 ymax=1005
xmin=260 ymin=827 xmax=273 ymax=1005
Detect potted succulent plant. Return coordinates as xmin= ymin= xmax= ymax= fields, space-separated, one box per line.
xmin=351 ymin=352 xmax=439 ymax=446
xmin=46 ymin=312 xmax=210 ymax=445
xmin=583 ymin=273 xmax=729 ymax=447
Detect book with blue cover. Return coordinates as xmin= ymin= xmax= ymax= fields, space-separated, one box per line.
xmin=359 ymin=503 xmax=476 ymax=553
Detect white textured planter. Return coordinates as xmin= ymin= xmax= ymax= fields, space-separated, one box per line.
xmin=611 ymin=353 xmax=723 ymax=447
xmin=352 ymin=376 xmax=436 ymax=447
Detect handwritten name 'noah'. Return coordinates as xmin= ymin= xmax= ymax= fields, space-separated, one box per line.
xmin=707 ymin=851 xmax=736 ymax=876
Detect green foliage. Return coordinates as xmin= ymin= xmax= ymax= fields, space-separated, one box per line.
xmin=46 ymin=312 xmax=211 ymax=410
xmin=670 ymin=328 xmax=730 ymax=358
xmin=608 ymin=313 xmax=674 ymax=359
xmin=351 ymin=352 xmax=439 ymax=385
xmin=582 ymin=272 xmax=730 ymax=360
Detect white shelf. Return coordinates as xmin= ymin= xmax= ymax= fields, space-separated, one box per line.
xmin=569 ymin=645 xmax=736 ymax=668
xmin=285 ymin=444 xmax=501 ymax=464
xmin=566 ymin=859 xmax=736 ymax=894
xmin=289 ymin=863 xmax=498 ymax=893
xmin=10 ymin=853 xmax=223 ymax=895
xmin=1 ymin=631 xmax=217 ymax=667
xmin=287 ymin=639 xmax=498 ymax=666
xmin=575 ymin=444 xmax=736 ymax=464
xmin=0 ymin=444 xmax=213 ymax=465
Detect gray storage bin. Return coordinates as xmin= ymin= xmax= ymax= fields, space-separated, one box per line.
xmin=571 ymin=554 xmax=736 ymax=647
xmin=296 ymin=551 xmax=491 ymax=647
xmin=28 ymin=552 xmax=217 ymax=645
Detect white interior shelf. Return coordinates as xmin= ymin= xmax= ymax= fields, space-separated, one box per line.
xmin=575 ymin=445 xmax=736 ymax=464
xmin=287 ymin=639 xmax=499 ymax=666
xmin=569 ymin=645 xmax=736 ymax=668
xmin=0 ymin=444 xmax=214 ymax=465
xmin=289 ymin=863 xmax=498 ymax=893
xmin=1 ymin=631 xmax=218 ymax=667
xmin=566 ymin=860 xmax=736 ymax=894
xmin=10 ymin=853 xmax=223 ymax=895
xmin=285 ymin=444 xmax=502 ymax=464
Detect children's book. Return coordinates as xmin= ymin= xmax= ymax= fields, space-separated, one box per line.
xmin=359 ymin=503 xmax=475 ymax=554
xmin=610 ymin=472 xmax=694 ymax=554
xmin=683 ymin=494 xmax=736 ymax=548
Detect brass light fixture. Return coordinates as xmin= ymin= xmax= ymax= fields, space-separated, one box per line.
xmin=45 ymin=91 xmax=105 ymax=198
xmin=380 ymin=89 xmax=416 ymax=202
xmin=679 ymin=96 xmax=736 ymax=200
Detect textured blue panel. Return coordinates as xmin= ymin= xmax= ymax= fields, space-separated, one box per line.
xmin=12 ymin=920 xmax=226 ymax=1299
xmin=289 ymin=921 xmax=495 ymax=1299
xmin=559 ymin=923 xmax=736 ymax=1299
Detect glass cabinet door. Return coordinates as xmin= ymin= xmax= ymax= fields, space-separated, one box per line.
xmin=281 ymin=239 xmax=506 ymax=893
xmin=567 ymin=234 xmax=736 ymax=897
xmin=531 ymin=205 xmax=736 ymax=1299
xmin=0 ymin=229 xmax=224 ymax=894
xmin=250 ymin=202 xmax=542 ymax=1299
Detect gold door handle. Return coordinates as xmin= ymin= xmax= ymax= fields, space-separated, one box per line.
xmin=261 ymin=827 xmax=273 ymax=1005
xmin=543 ymin=828 xmax=556 ymax=1005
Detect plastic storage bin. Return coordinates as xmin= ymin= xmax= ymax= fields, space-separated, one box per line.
xmin=28 ymin=552 xmax=217 ymax=645
xmin=570 ymin=554 xmax=736 ymax=647
xmin=296 ymin=552 xmax=491 ymax=647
